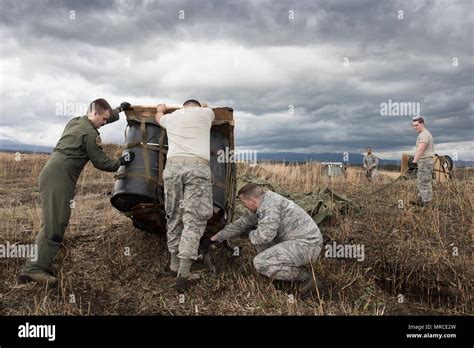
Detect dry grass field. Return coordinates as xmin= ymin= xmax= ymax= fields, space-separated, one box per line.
xmin=0 ymin=148 xmax=472 ymax=315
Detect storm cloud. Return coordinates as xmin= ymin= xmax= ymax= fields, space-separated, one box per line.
xmin=0 ymin=0 xmax=472 ymax=159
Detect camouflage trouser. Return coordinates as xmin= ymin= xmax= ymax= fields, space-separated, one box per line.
xmin=366 ymin=168 xmax=378 ymax=180
xmin=417 ymin=157 xmax=434 ymax=203
xmin=252 ymin=238 xmax=322 ymax=281
xmin=163 ymin=163 xmax=214 ymax=260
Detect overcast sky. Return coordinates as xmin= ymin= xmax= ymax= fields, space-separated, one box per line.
xmin=0 ymin=0 xmax=472 ymax=160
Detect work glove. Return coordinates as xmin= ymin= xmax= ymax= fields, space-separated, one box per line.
xmin=117 ymin=101 xmax=131 ymax=112
xmin=408 ymin=158 xmax=418 ymax=171
xmin=119 ymin=151 xmax=135 ymax=166
xmin=199 ymin=237 xmax=215 ymax=254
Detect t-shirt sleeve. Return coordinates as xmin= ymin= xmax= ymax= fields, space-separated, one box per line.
xmin=159 ymin=114 xmax=168 ymax=128
xmin=418 ymin=132 xmax=430 ymax=144
xmin=206 ymin=108 xmax=215 ymax=122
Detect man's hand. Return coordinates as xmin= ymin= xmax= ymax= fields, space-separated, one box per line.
xmin=408 ymin=157 xmax=418 ymax=170
xmin=198 ymin=236 xmax=215 ymax=256
xmin=156 ymin=104 xmax=167 ymax=113
xmin=117 ymin=102 xmax=131 ymax=112
xmin=119 ymin=151 xmax=135 ymax=165
xmin=155 ymin=104 xmax=167 ymax=124
xmin=200 ymin=237 xmax=214 ymax=250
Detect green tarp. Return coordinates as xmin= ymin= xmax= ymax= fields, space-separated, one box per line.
xmin=234 ymin=174 xmax=356 ymax=224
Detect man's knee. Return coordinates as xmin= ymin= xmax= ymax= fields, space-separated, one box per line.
xmin=252 ymin=253 xmax=268 ymax=275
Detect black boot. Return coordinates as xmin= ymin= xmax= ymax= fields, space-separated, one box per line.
xmin=175 ymin=276 xmax=190 ymax=293
xmin=298 ymin=272 xmax=324 ymax=299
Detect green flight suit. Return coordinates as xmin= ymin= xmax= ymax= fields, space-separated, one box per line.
xmin=23 ymin=111 xmax=121 ymax=273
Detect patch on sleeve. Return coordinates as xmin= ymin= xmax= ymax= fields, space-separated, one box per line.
xmin=96 ymin=136 xmax=103 ymax=146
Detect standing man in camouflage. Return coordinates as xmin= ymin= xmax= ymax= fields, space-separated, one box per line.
xmin=411 ymin=117 xmax=435 ymax=207
xmin=155 ymin=100 xmax=215 ymax=292
xmin=18 ymin=99 xmax=134 ymax=284
xmin=205 ymin=183 xmax=323 ymax=298
xmin=363 ymin=147 xmax=379 ymax=182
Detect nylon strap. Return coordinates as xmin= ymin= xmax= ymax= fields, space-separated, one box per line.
xmin=158 ymin=129 xmax=166 ymax=186
xmin=114 ymin=172 xmax=161 ymax=186
xmin=213 ymin=181 xmax=226 ymax=189
xmin=140 ymin=118 xmax=151 ymax=185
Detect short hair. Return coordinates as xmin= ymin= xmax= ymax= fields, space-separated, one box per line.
xmin=367 ymin=147 xmax=372 ymax=150
xmin=238 ymin=183 xmax=264 ymax=199
xmin=413 ymin=117 xmax=424 ymax=124
xmin=183 ymin=99 xmax=201 ymax=107
xmin=88 ymin=98 xmax=113 ymax=115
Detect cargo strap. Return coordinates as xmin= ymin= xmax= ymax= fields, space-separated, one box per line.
xmin=158 ymin=130 xmax=166 ymax=186
xmin=116 ymin=118 xmax=168 ymax=205
xmin=355 ymin=168 xmax=410 ymax=201
xmin=225 ymin=162 xmax=237 ymax=222
xmin=114 ymin=172 xmax=161 ymax=186
xmin=123 ymin=203 xmax=165 ymax=218
xmin=213 ymin=181 xmax=226 ymax=189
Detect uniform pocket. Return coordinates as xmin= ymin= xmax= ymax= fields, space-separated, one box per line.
xmin=192 ymin=165 xmax=212 ymax=180
xmin=163 ymin=166 xmax=172 ymax=180
xmin=195 ymin=183 xmax=214 ymax=220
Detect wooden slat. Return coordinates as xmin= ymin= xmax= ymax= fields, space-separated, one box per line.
xmin=125 ymin=105 xmax=234 ymax=122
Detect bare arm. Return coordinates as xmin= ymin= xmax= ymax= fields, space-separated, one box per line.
xmin=211 ymin=213 xmax=258 ymax=242
xmin=413 ymin=143 xmax=427 ymax=163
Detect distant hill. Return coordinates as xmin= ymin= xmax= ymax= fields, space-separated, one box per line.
xmin=0 ymin=139 xmax=53 ymax=154
xmin=240 ymin=152 xmax=474 ymax=167
xmin=1 ymin=140 xmax=472 ymax=167
xmin=254 ymin=152 xmax=389 ymax=164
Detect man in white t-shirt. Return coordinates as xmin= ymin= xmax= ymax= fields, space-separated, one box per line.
xmin=155 ymin=100 xmax=215 ymax=292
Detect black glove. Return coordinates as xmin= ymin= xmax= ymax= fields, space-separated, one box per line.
xmin=408 ymin=158 xmax=418 ymax=170
xmin=117 ymin=102 xmax=131 ymax=112
xmin=119 ymin=151 xmax=135 ymax=165
xmin=199 ymin=237 xmax=214 ymax=253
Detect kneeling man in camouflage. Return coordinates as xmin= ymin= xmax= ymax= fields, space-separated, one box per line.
xmin=205 ymin=183 xmax=323 ymax=297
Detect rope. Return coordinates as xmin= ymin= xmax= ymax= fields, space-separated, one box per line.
xmin=354 ymin=168 xmax=410 ymax=201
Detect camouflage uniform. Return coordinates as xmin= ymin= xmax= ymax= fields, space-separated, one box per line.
xmin=215 ymin=191 xmax=323 ymax=281
xmin=415 ymin=128 xmax=435 ymax=203
xmin=363 ymin=153 xmax=379 ymax=179
xmin=417 ymin=158 xmax=434 ymax=202
xmin=23 ymin=111 xmax=121 ymax=274
xmin=163 ymin=163 xmax=214 ymax=260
